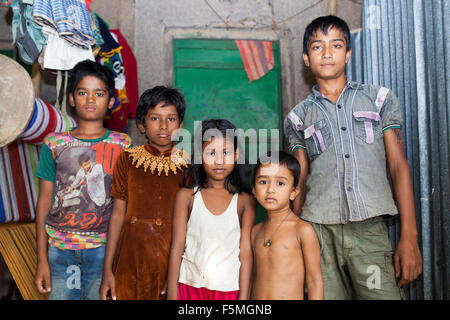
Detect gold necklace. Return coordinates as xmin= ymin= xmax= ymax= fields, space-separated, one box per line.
xmin=263 ymin=211 xmax=291 ymax=248
xmin=125 ymin=145 xmax=189 ymax=176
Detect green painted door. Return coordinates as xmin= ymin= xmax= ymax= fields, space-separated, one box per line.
xmin=173 ymin=38 xmax=282 ymax=223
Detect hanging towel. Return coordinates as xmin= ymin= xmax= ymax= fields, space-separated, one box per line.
xmin=235 ymin=40 xmax=274 ymax=83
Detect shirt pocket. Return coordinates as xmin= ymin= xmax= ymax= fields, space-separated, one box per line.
xmin=353 ymin=111 xmax=383 ymax=144
xmin=303 ymin=119 xmax=330 ymax=161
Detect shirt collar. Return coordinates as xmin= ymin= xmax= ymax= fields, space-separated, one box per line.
xmin=312 ymin=79 xmax=363 ymax=99
xmin=144 ymin=142 xmax=175 ymax=157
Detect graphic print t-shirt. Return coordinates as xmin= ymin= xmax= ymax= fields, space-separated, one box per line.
xmin=36 ymin=130 xmax=132 ymax=234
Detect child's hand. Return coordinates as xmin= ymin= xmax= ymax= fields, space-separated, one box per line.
xmin=99 ymin=271 xmax=117 ymax=300
xmin=34 ymin=261 xmax=51 ymax=294
xmin=160 ymin=280 xmax=168 ymax=296
xmin=394 ymin=235 xmax=422 ymax=287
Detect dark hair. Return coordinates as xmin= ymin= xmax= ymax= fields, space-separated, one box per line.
xmin=302 ymin=15 xmax=351 ymax=55
xmin=183 ymin=119 xmax=252 ymax=194
xmin=78 ymin=154 xmax=91 ymax=165
xmin=254 ymin=151 xmax=301 ymax=188
xmin=135 ymin=86 xmax=186 ymax=127
xmin=68 ymin=60 xmax=115 ymax=99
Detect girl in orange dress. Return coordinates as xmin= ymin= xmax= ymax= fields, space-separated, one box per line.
xmin=100 ymin=86 xmax=189 ymax=300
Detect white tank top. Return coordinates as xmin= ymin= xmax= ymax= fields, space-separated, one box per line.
xmin=179 ymin=188 xmax=241 ymax=291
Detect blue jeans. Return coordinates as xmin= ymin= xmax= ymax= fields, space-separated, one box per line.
xmin=48 ymin=245 xmax=105 ymax=300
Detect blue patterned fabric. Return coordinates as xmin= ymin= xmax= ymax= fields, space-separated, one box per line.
xmin=33 ymin=0 xmax=94 ymax=50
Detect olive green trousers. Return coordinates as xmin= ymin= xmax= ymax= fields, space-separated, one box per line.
xmin=310 ymin=216 xmax=404 ymax=300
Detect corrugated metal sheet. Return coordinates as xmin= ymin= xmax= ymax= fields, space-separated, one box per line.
xmin=347 ymin=0 xmax=449 ymax=300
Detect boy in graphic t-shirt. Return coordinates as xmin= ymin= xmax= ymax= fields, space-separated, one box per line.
xmin=34 ymin=60 xmax=132 ymax=300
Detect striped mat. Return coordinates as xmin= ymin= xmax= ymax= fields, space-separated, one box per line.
xmin=0 ymin=141 xmax=40 ymax=223
xmin=0 ymin=222 xmax=48 ymax=300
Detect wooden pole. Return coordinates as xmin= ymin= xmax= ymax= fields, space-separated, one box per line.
xmin=328 ymin=0 xmax=337 ymax=15
xmin=31 ymin=62 xmax=41 ymax=98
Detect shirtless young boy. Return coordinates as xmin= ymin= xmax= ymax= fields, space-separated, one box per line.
xmin=250 ymin=151 xmax=323 ymax=300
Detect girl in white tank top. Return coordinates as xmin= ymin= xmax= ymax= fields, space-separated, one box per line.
xmin=167 ymin=119 xmax=255 ymax=300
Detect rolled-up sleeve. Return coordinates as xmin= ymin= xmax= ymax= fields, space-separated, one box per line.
xmin=381 ymin=89 xmax=403 ymax=132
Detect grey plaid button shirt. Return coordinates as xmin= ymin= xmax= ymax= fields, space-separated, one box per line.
xmin=284 ymin=81 xmax=402 ymax=224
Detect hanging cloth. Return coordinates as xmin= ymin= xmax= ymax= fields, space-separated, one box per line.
xmin=102 ymin=88 xmax=130 ymax=133
xmin=95 ymin=13 xmax=122 ymax=62
xmin=32 ymin=0 xmax=95 ymax=50
xmin=11 ymin=0 xmax=48 ymax=65
xmin=110 ymin=29 xmax=139 ymax=118
xmin=41 ymin=26 xmax=94 ymax=70
xmin=95 ymin=21 xmax=129 ymax=133
xmin=90 ymin=11 xmax=104 ymax=49
xmin=235 ymin=40 xmax=274 ymax=83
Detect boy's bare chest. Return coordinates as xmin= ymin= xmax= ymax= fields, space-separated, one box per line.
xmin=253 ymin=229 xmax=304 ymax=285
xmin=254 ymin=228 xmax=301 ymax=258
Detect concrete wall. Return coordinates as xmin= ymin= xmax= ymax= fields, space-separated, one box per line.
xmin=0 ymin=5 xmax=12 ymax=43
xmin=132 ymin=0 xmax=361 ymax=95
xmin=0 ymin=0 xmax=362 ymax=146
xmin=131 ymin=0 xmax=361 ymax=144
xmin=133 ymin=0 xmax=362 ymax=104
